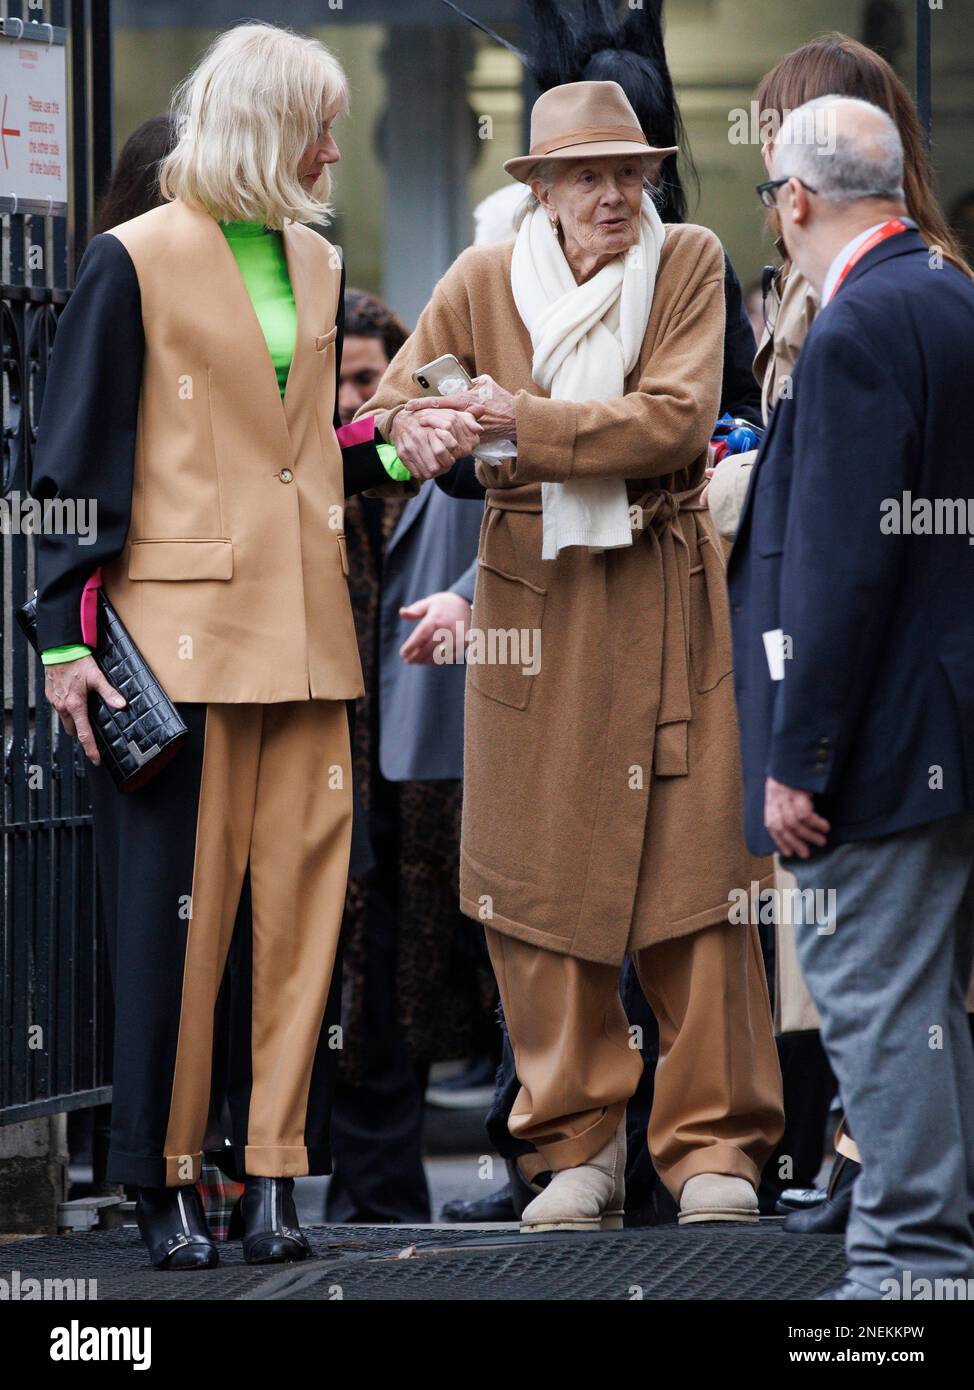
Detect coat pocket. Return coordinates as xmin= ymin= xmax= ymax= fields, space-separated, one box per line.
xmin=127 ymin=538 xmax=233 ymax=581
xmin=467 ymin=559 xmax=546 ymax=711
xmin=688 ymin=536 xmax=733 ymax=692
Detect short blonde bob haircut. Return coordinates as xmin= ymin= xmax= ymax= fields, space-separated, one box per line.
xmin=160 ymin=22 xmax=348 ymax=229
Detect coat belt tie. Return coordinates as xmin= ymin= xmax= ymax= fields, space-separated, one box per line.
xmin=631 ymin=480 xmax=712 ymax=777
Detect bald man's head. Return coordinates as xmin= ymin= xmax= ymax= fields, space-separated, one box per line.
xmin=764 ymin=95 xmax=909 ymax=296
xmin=772 ymin=96 xmax=904 ymax=206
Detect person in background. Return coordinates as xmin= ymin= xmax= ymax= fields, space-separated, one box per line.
xmin=327 ymin=289 xmax=494 ymax=1222
xmin=729 ymin=95 xmax=974 ymax=1301
xmin=706 ymin=33 xmax=973 ymax=1238
xmin=91 ymin=114 xmax=176 ymax=234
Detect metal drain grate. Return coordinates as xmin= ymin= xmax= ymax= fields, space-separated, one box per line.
xmin=257 ymin=1223 xmax=848 ymax=1302
xmin=0 ymin=1222 xmax=847 ymax=1301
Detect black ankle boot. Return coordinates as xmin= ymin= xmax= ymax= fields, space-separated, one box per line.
xmin=136 ymin=1186 xmax=219 ymax=1270
xmin=229 ymin=1177 xmax=311 ymax=1265
xmin=784 ymin=1155 xmax=860 ymax=1235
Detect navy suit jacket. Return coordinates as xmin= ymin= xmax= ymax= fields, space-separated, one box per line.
xmin=728 ymin=230 xmax=974 ymax=856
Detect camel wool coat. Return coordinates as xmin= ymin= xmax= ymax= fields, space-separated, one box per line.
xmin=363 ymin=223 xmax=772 ymax=965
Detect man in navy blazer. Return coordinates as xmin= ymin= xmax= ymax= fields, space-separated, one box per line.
xmin=729 ymin=96 xmax=974 ymax=1300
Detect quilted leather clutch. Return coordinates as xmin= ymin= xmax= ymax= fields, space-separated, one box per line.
xmin=18 ymin=589 xmax=188 ymax=793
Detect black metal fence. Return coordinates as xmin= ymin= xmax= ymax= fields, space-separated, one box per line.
xmin=1 ymin=0 xmax=113 ymax=1123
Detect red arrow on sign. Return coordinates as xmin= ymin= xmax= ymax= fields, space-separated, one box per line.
xmin=2 ymin=92 xmax=22 ymax=169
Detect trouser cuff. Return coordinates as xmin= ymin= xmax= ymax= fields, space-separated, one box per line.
xmin=106 ymin=1148 xmax=202 ymax=1188
xmin=531 ymin=1100 xmax=626 ymax=1173
xmin=655 ymin=1143 xmax=759 ymax=1203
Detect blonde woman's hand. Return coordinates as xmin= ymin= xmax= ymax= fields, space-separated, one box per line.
xmin=45 ymin=656 xmax=127 ymax=766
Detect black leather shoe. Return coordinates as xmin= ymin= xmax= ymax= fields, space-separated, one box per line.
xmin=775 ymin=1186 xmax=828 ymax=1215
xmin=230 ymin=1177 xmax=311 ymax=1265
xmin=815 ymin=1276 xmax=885 ymax=1301
xmin=441 ymin=1182 xmax=518 ymax=1223
xmin=136 ymin=1186 xmax=219 ymax=1270
xmin=784 ymin=1155 xmax=860 ymax=1234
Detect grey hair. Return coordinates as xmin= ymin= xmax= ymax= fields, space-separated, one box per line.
xmin=774 ymin=95 xmax=904 ymax=206
xmin=514 ymin=160 xmax=560 ymax=228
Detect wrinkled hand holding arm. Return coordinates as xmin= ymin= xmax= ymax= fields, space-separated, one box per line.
xmin=390 ymin=404 xmax=485 ymax=481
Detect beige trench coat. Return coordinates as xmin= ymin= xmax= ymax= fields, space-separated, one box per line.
xmin=708 ymin=261 xmax=818 ymax=542
xmin=362 ymin=224 xmax=772 ymax=965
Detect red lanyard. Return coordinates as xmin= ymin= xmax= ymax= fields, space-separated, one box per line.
xmin=829 ymin=219 xmax=909 ymax=301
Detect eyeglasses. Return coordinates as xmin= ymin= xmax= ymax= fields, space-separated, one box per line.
xmin=755 ymin=176 xmax=819 ymax=209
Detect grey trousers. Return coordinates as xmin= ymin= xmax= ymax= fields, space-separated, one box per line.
xmin=792 ymin=811 xmax=974 ymax=1295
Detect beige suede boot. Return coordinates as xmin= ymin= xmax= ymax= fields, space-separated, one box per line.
xmin=519 ymin=1123 xmax=626 ymax=1233
xmin=678 ymin=1173 xmax=759 ymax=1225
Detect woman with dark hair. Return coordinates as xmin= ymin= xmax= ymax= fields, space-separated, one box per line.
xmin=91 ymin=114 xmax=176 ymax=236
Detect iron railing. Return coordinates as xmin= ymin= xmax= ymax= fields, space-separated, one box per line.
xmin=1 ymin=0 xmax=113 ymax=1123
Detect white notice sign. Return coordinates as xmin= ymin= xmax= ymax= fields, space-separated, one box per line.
xmin=0 ymin=34 xmax=68 ymax=207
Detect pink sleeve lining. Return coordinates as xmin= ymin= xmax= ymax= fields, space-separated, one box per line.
xmin=80 ymin=568 xmax=103 ymax=647
xmin=336 ymin=417 xmax=376 ymax=449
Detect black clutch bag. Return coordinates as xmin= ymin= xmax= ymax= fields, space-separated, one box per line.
xmin=18 ymin=589 xmax=188 ymax=793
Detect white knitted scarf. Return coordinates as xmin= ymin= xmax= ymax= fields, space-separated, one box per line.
xmin=511 ymin=192 xmax=664 ymax=560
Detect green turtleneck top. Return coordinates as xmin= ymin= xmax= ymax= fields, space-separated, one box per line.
xmin=220 ymin=219 xmax=297 ymax=395
xmin=218 ymin=221 xmax=407 ymax=486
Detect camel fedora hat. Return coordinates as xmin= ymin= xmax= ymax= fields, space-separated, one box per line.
xmin=503 ymin=80 xmax=678 ymax=183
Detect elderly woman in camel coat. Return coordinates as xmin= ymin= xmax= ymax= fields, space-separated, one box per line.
xmin=360 ymin=81 xmax=783 ymax=1231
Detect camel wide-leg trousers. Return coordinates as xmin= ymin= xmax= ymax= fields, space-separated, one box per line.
xmin=87 ymin=699 xmax=353 ymax=1188
xmin=485 ymin=920 xmax=784 ymax=1200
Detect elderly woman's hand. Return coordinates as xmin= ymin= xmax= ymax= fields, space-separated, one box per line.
xmin=403 ymin=374 xmax=516 ymax=443
xmin=391 ymin=404 xmax=485 ymax=481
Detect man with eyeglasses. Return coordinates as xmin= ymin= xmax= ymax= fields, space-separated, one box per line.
xmin=728 ymin=94 xmax=974 ymax=1301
